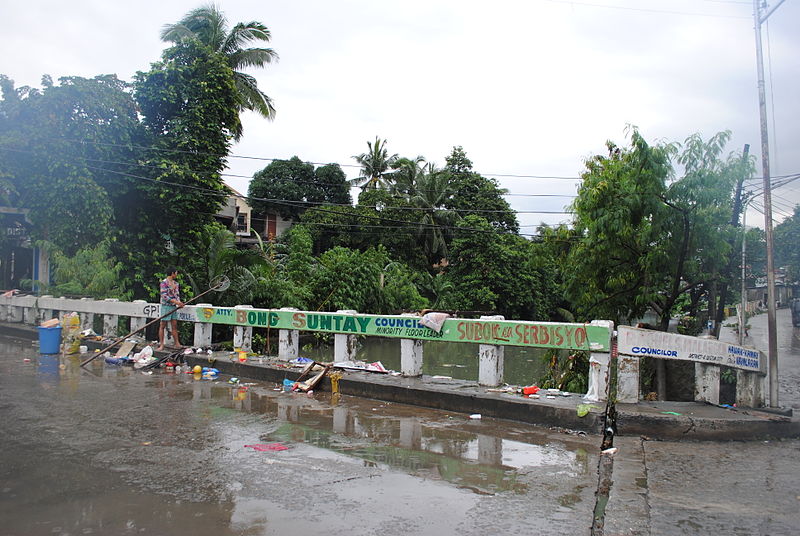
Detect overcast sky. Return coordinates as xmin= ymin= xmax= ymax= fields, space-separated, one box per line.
xmin=3 ymin=0 xmax=798 ymax=233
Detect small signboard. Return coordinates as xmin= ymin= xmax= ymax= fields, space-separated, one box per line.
xmin=617 ymin=325 xmax=764 ymax=373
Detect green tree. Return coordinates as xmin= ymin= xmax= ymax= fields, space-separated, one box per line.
xmin=161 ymin=3 xmax=278 ymax=137
xmin=443 ymin=215 xmax=551 ymax=320
xmin=39 ymin=241 xmax=128 ymax=299
xmin=443 ymin=146 xmax=519 ymax=233
xmin=568 ymin=128 xmax=745 ymax=399
xmin=0 ymin=74 xmax=141 ymax=255
xmin=775 ymin=205 xmax=800 ymax=281
xmin=127 ymin=40 xmax=241 ymax=299
xmin=249 ymin=157 xmax=351 ymax=221
xmin=351 ymin=137 xmax=398 ymax=190
xmin=310 ymin=244 xmax=425 ymax=313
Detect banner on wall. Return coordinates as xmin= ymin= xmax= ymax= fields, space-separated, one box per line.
xmin=617 ymin=325 xmax=764 ymax=373
xmin=193 ymin=307 xmax=612 ymax=352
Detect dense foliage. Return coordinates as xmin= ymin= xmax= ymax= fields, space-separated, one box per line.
xmin=1 ymin=5 xmax=786 ymax=353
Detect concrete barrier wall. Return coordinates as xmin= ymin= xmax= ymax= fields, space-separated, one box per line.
xmin=0 ymin=294 xmax=614 ymax=394
xmin=616 ymin=325 xmax=766 ymax=407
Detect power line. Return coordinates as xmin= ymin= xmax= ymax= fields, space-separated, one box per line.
xmin=540 ymin=0 xmax=749 ymax=18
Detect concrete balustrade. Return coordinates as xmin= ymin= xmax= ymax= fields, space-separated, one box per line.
xmin=4 ymin=293 xmax=711 ymax=406
xmin=616 ymin=325 xmax=767 ymax=407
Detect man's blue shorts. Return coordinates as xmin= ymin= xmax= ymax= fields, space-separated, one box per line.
xmin=161 ymin=304 xmax=178 ymax=321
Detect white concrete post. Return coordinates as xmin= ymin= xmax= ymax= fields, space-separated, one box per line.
xmin=736 ymin=370 xmax=766 ymax=408
xmin=615 ymin=355 xmax=639 ymax=403
xmin=586 ymin=352 xmax=613 ymax=402
xmin=193 ymin=303 xmax=213 ymax=348
xmin=130 ymin=300 xmax=147 ymax=334
xmin=23 ymin=304 xmax=35 ymax=325
xmin=79 ymin=298 xmax=95 ymax=332
xmin=9 ymin=303 xmax=23 ymax=323
xmin=57 ymin=298 xmax=67 ymax=322
xmin=334 ymin=309 xmax=358 ymax=362
xmin=38 ymin=295 xmax=53 ymax=323
xmin=478 ymin=315 xmax=505 ymax=387
xmin=400 ymin=313 xmax=423 ymax=376
xmin=278 ymin=308 xmax=299 ymax=361
xmin=400 ymin=338 xmax=424 ymax=377
xmin=103 ymin=298 xmax=119 ymax=337
xmin=694 ymin=363 xmax=720 ymax=405
xmin=233 ymin=305 xmax=253 ymax=352
xmin=0 ymin=303 xmax=7 ymax=322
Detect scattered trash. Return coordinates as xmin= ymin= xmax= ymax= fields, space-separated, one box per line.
xmin=523 ymin=385 xmax=540 ymax=395
xmin=469 ymin=414 xmax=482 ymax=419
xmin=546 ymin=395 xmax=556 ymax=399
xmin=283 ymin=378 xmax=297 ymax=392
xmin=23 ymin=358 xmax=31 ymax=363
xmin=333 ymin=360 xmax=391 ymax=374
xmin=431 ymin=375 xmax=452 ymax=380
xmin=290 ymin=357 xmax=314 ymax=365
xmin=661 ymin=411 xmax=683 ymax=416
xmin=193 ymin=365 xmax=202 ymax=373
xmin=577 ymin=404 xmax=600 ymax=417
xmin=202 ymin=367 xmax=219 ymax=379
xmin=528 ymin=394 xmax=540 ymax=399
xmin=244 ymin=443 xmax=288 ymax=452
xmin=486 ymin=385 xmax=520 ymax=394
xmin=366 ymin=361 xmax=387 ymax=373
xmin=228 ymin=377 xmax=240 ymax=385
xmin=419 ymin=312 xmax=450 ymax=333
xmin=79 ymin=345 xmax=88 ymax=354
xmin=40 ymin=318 xmax=59 ymax=328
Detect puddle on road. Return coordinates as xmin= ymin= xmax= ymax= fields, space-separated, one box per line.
xmin=2 ymin=339 xmax=598 ymax=535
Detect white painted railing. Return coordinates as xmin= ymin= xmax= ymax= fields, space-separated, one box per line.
xmin=0 ymin=294 xmax=613 ymax=392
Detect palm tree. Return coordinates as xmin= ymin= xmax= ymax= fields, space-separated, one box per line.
xmin=351 ymin=137 xmax=398 ymax=190
xmin=161 ymin=4 xmax=278 ymax=138
xmin=389 ymin=156 xmax=427 ymax=197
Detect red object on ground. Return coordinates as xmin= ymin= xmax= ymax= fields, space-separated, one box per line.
xmin=523 ymin=385 xmax=540 ymax=395
xmin=244 ymin=443 xmax=289 ymax=452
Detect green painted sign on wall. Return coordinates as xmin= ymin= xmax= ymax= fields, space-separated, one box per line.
xmin=194 ymin=307 xmax=611 ymax=352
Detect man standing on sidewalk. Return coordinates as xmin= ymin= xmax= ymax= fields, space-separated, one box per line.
xmin=157 ymin=267 xmax=184 ymax=350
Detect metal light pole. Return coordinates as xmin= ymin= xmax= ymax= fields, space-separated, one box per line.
xmin=753 ymin=0 xmax=785 ymax=408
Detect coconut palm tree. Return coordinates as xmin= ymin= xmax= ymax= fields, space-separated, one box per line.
xmin=351 ymin=137 xmax=398 ymax=190
xmin=161 ymin=4 xmax=278 ymax=138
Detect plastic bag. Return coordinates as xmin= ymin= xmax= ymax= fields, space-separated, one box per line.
xmin=61 ymin=312 xmax=82 ymax=354
xmin=419 ymin=312 xmax=450 ymax=333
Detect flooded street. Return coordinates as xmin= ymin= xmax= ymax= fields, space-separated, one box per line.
xmin=0 ymin=336 xmax=598 ymax=535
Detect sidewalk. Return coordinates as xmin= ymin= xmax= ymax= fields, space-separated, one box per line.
xmin=4 ymin=320 xmax=799 ymax=441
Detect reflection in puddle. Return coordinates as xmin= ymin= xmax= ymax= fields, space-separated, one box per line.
xmin=182 ymin=378 xmax=591 ymax=496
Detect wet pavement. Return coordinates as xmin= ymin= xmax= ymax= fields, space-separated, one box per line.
xmin=0 ymin=336 xmax=601 ymax=536
xmin=3 ymin=308 xmax=800 ymax=535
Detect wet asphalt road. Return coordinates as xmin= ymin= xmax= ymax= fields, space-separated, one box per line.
xmin=2 ymin=308 xmax=800 ymax=535
xmin=0 ymin=336 xmax=600 ymax=536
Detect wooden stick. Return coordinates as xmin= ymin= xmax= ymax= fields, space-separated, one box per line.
xmin=80 ymin=282 xmax=225 ymax=367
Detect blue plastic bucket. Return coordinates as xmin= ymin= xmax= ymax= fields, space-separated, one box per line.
xmin=38 ymin=326 xmax=62 ymax=354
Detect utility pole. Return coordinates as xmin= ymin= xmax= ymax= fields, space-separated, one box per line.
xmin=753 ymin=0 xmax=785 ymax=408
